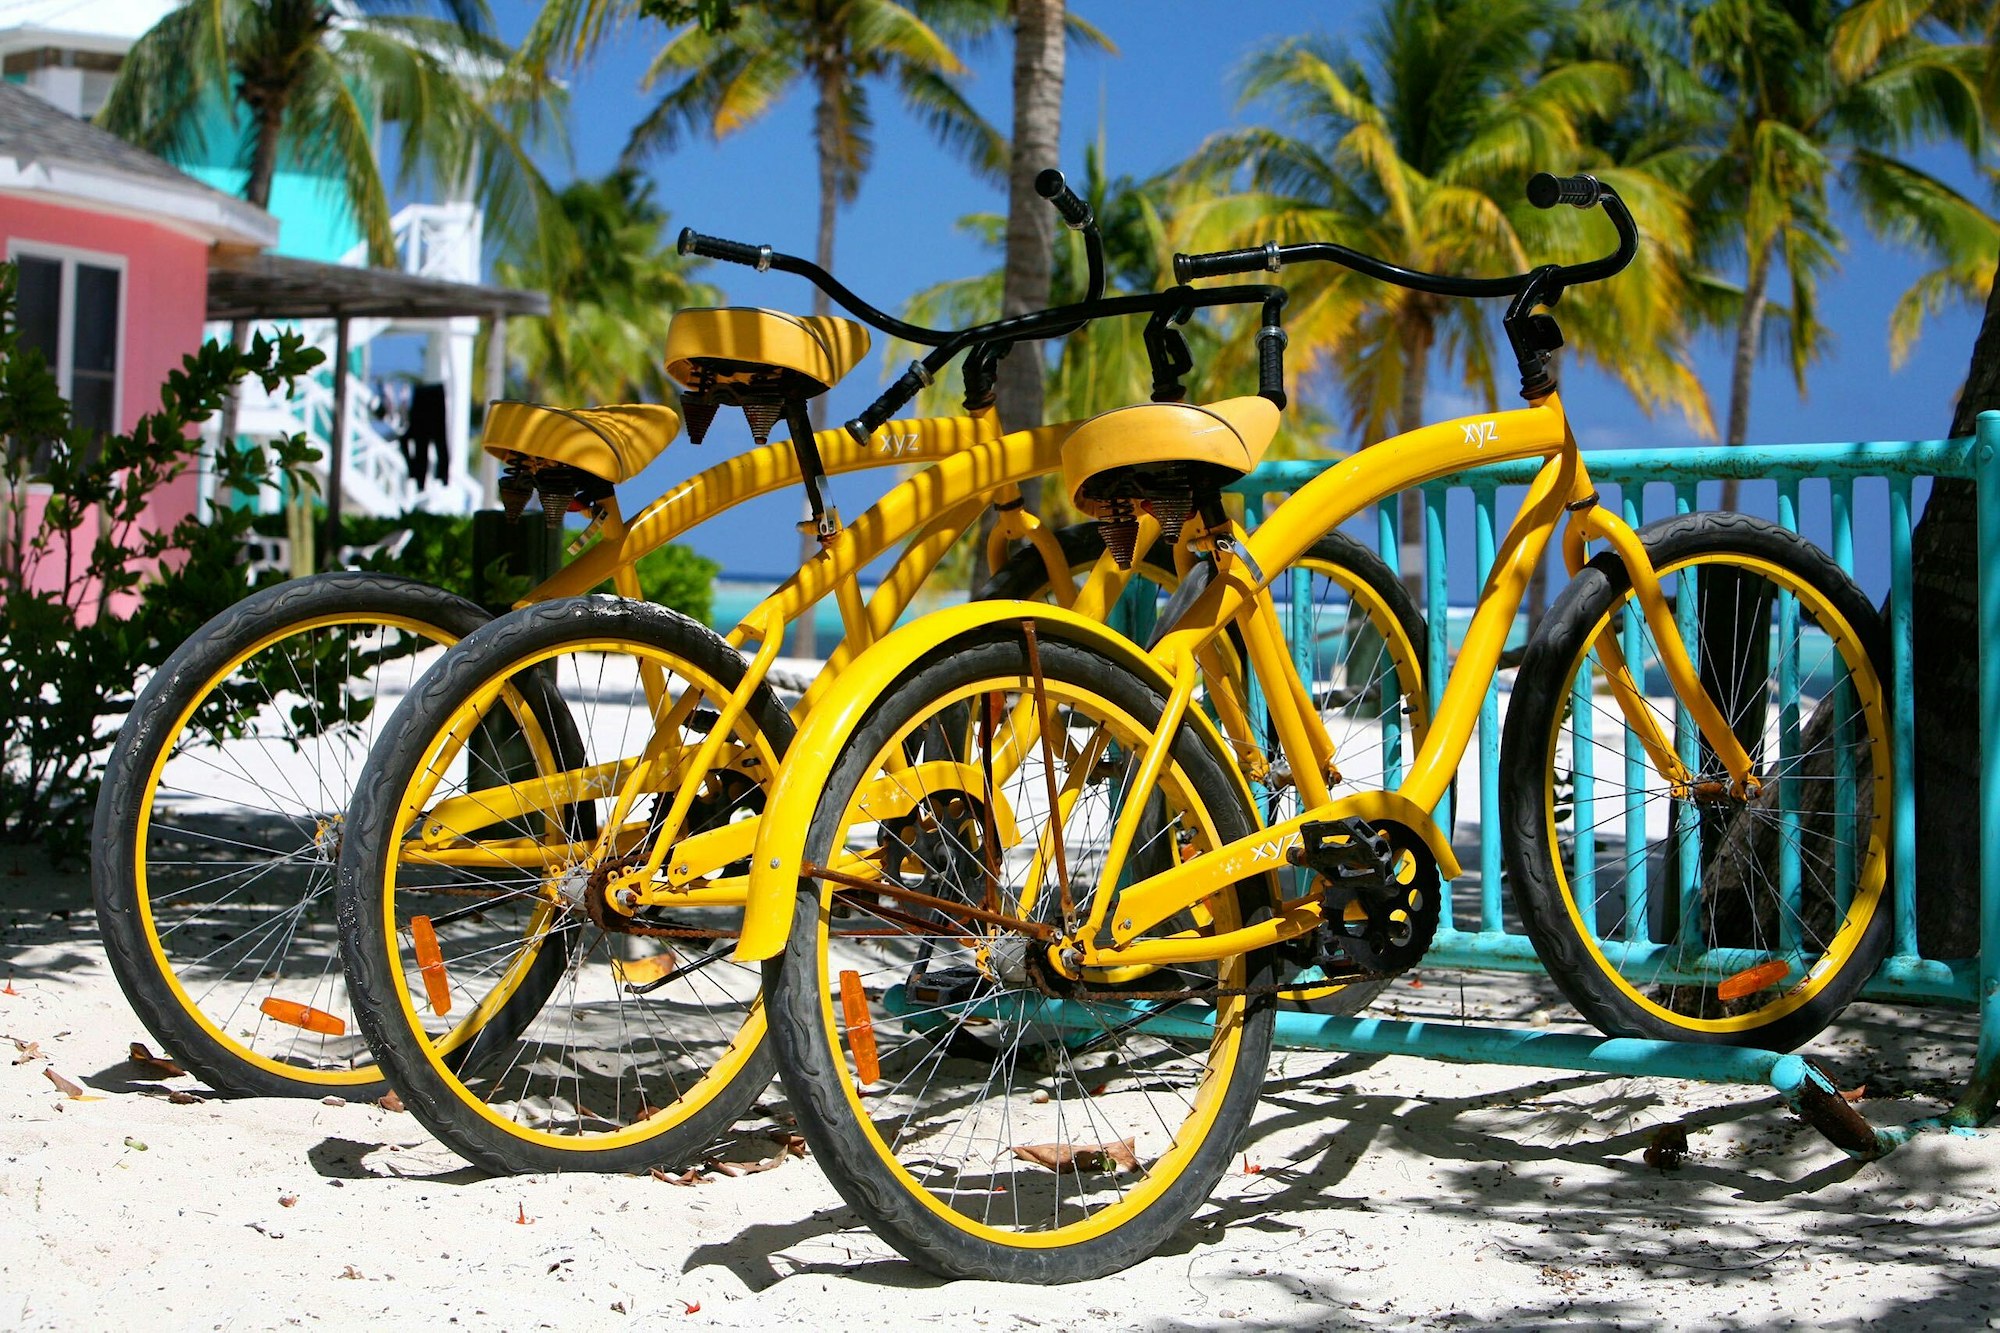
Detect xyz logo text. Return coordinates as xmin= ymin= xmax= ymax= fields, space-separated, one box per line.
xmin=879 ymin=432 xmax=924 ymax=458
xmin=1461 ymin=419 xmax=1499 ymax=447
xmin=1249 ymin=830 xmax=1303 ymax=863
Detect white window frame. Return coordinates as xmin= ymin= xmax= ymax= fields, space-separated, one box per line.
xmin=7 ymin=238 xmax=127 ymax=433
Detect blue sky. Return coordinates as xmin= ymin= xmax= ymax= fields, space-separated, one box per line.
xmin=484 ymin=1 xmax=1992 ymax=590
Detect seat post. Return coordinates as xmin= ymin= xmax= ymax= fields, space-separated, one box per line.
xmin=785 ymin=397 xmax=837 ymax=546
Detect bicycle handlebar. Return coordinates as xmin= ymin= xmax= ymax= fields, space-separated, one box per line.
xmin=1035 ymin=167 xmax=1093 ymax=230
xmin=677 ymin=226 xmax=952 ymax=346
xmin=1171 ymin=172 xmax=1637 ymax=297
xmin=1526 ymin=170 xmax=1604 ymax=209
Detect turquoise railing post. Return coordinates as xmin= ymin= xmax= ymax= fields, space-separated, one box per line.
xmin=1669 ymin=482 xmax=1701 ymax=950
xmin=1831 ymin=479 xmax=1858 ymax=919
xmin=1621 ymin=490 xmax=1649 ymax=944
xmin=1889 ymin=475 xmax=1920 ymax=961
xmin=1776 ymin=479 xmax=1804 ymax=958
xmin=1955 ymin=411 xmax=2000 ymax=1125
xmin=1475 ymin=485 xmax=1501 ymax=931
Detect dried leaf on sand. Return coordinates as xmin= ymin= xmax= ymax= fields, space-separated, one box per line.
xmin=44 ymin=1068 xmax=97 ymax=1100
xmin=127 ymin=1042 xmax=186 ymax=1078
xmin=649 ymin=1166 xmax=706 ymax=1187
xmin=1010 ymin=1139 xmax=1140 ymax=1174
xmin=1643 ymin=1123 xmax=1690 ymax=1170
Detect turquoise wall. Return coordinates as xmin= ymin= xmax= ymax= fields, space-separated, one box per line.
xmin=175 ymin=95 xmax=366 ymax=262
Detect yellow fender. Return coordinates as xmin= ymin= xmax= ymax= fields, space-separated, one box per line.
xmin=736 ymin=600 xmax=1261 ymax=962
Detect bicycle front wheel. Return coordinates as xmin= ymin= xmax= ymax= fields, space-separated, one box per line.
xmin=764 ymin=623 xmax=1278 ymax=1282
xmin=1501 ymin=512 xmax=1892 ymax=1050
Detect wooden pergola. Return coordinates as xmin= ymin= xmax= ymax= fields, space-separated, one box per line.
xmin=206 ymin=250 xmax=549 ymax=562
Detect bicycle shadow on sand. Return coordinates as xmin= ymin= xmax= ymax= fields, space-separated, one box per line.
xmin=687 ymin=974 xmax=1996 ymax=1312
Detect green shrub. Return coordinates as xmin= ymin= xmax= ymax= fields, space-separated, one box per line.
xmin=628 ymin=541 xmax=718 ymax=624
xmin=0 ymin=266 xmax=322 ymax=859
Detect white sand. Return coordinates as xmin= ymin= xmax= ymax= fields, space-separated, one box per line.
xmin=4 ymin=850 xmax=1998 ymax=1331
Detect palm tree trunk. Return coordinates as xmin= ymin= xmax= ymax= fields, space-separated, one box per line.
xmin=243 ymin=103 xmax=286 ymax=211
xmin=995 ymin=0 xmax=1065 ymax=444
xmin=971 ymin=0 xmax=1065 ymax=572
xmin=1396 ymin=314 xmax=1432 ymax=605
xmin=794 ymin=62 xmax=846 ymax=659
xmin=1719 ymin=236 xmax=1774 ymax=511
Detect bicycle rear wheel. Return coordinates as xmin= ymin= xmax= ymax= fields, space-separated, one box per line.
xmin=987 ymin=525 xmax=1432 ymax=1015
xmin=1501 ymin=512 xmax=1893 ymax=1050
xmin=338 ymin=597 xmax=788 ymax=1173
xmin=764 ymin=624 xmax=1278 ymax=1282
xmin=92 ymin=574 xmax=486 ymax=1097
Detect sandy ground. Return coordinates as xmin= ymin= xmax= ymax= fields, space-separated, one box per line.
xmin=4 ymin=851 xmax=1999 ymax=1331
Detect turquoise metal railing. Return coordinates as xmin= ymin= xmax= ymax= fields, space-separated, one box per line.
xmin=1092 ymin=414 xmax=2000 ymax=1147
xmin=1225 ymin=428 xmax=1983 ymax=1009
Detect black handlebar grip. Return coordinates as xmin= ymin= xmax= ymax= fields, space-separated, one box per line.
xmin=1034 ymin=168 xmax=1094 ymax=230
xmin=1256 ymin=325 xmax=1289 ymax=409
xmin=1172 ymin=244 xmax=1280 ymax=284
xmin=1526 ymin=172 xmax=1604 ymax=210
xmin=676 ymin=226 xmax=773 ymax=269
xmin=846 ymin=361 xmax=933 ymax=445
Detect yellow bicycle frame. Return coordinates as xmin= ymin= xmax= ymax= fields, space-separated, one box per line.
xmin=735 ymin=390 xmax=1763 ymax=966
xmin=408 ymin=413 xmax=1165 ymax=903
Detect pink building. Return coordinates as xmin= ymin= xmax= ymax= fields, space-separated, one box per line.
xmin=0 ymin=80 xmax=276 ymax=603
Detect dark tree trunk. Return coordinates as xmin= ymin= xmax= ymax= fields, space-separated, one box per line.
xmin=1907 ymin=257 xmax=2000 ymax=957
xmin=995 ymin=0 xmax=1064 ymax=441
xmin=243 ymin=105 xmax=285 ymax=211
xmin=215 ymin=101 xmax=285 ymax=543
xmin=1719 ymin=236 xmax=1773 ymax=512
xmin=1396 ymin=312 xmax=1432 ymax=606
xmin=974 ymin=0 xmax=1065 ymax=565
xmin=794 ymin=60 xmax=846 ymax=659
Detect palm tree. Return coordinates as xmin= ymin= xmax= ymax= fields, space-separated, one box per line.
xmin=1655 ymin=0 xmax=1991 ymax=505
xmin=525 ymin=0 xmax=1005 ymax=653
xmin=498 ymin=169 xmax=721 ymax=405
xmin=1175 ymin=0 xmax=1713 ymax=592
xmin=529 ymin=0 xmax=1002 ymax=346
xmin=99 ymin=0 xmax=563 ymax=267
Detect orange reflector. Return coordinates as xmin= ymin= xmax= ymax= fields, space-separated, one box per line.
xmin=410 ymin=916 xmax=452 ymax=1016
xmin=1717 ymin=959 xmax=1792 ymax=1002
xmin=259 ymin=997 xmax=346 ymax=1037
xmin=838 ymin=969 xmax=880 ymax=1085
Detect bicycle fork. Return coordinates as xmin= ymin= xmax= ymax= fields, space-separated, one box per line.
xmin=1557 ymin=468 xmax=1760 ymax=800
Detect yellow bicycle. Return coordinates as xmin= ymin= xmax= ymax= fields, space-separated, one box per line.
xmin=742 ymin=173 xmax=1894 ymax=1281
xmin=90 ymin=171 xmax=1118 ymax=1103
xmin=323 ymin=173 xmax=1434 ymax=1175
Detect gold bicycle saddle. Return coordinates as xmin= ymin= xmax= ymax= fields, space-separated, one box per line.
xmin=1063 ymin=396 xmax=1280 ymax=566
xmin=664 ymin=308 xmax=871 ymax=396
xmin=664 ymin=308 xmax=872 ymax=446
xmin=482 ymin=402 xmax=682 ymax=487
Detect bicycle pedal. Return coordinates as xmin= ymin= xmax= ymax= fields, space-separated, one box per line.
xmin=907 ymin=964 xmax=984 ymax=1008
xmin=1288 ymin=817 xmax=1395 ymax=883
xmin=1297 ymin=818 xmax=1441 ymax=980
